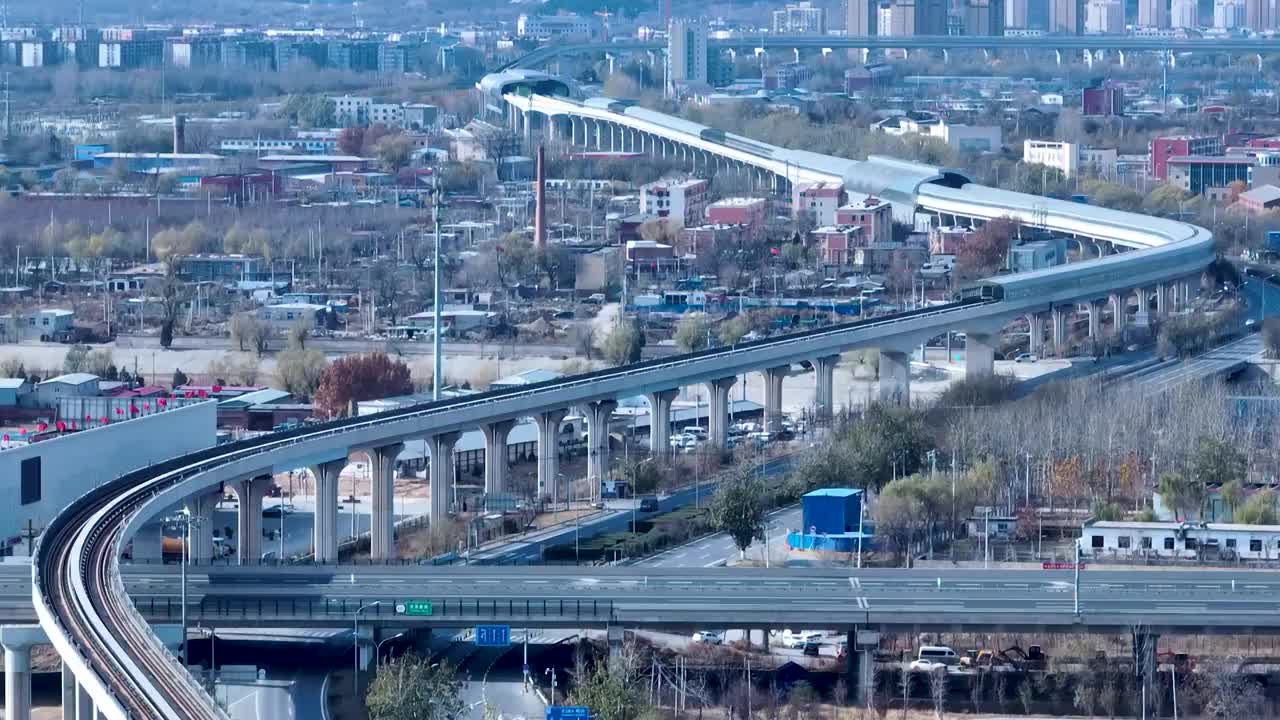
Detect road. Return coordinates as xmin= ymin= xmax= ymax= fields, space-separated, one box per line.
xmin=635 ymin=505 xmax=803 ymax=568
xmin=1132 ymin=334 xmax=1262 ymax=393
xmin=50 ymin=565 xmax=1280 ymax=634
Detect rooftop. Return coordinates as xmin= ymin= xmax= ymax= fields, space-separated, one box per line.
xmin=1239 ymin=184 xmax=1280 ymax=203
xmin=40 ymin=373 xmax=98 ymax=386
xmin=804 ymin=488 xmax=863 ymax=498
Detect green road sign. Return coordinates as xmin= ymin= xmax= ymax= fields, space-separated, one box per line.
xmin=396 ymin=600 xmax=433 ymax=616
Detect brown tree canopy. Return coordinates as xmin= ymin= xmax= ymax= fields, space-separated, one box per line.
xmin=956 ymin=216 xmax=1020 ymax=280
xmin=313 ymin=352 xmax=413 ymax=417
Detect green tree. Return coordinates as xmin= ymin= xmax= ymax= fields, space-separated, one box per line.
xmin=1235 ymin=490 xmax=1278 ymax=525
xmin=1192 ymin=435 xmax=1247 ymax=488
xmin=275 ymin=348 xmax=330 ymax=400
xmin=600 ymin=322 xmax=642 ymax=366
xmin=1221 ymin=479 xmax=1245 ymax=520
xmin=1157 ymin=472 xmax=1203 ymax=521
xmin=1143 ymin=184 xmax=1192 ymax=216
xmin=717 ymin=316 xmax=750 ymax=346
xmin=375 ymin=133 xmax=414 ymax=173
xmin=673 ymin=313 xmax=710 ymax=353
xmin=63 ymin=344 xmax=91 ymax=373
xmin=709 ymin=464 xmax=768 ymax=559
xmin=566 ymin=660 xmax=652 ymax=720
xmin=364 ymin=654 xmax=464 ymax=720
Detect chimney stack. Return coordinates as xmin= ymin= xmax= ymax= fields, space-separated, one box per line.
xmin=173 ymin=114 xmax=186 ymax=155
xmin=534 ymin=144 xmax=547 ymax=250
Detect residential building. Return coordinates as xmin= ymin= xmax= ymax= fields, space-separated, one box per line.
xmin=764 ymin=63 xmax=813 ymax=90
xmin=0 ymin=309 xmax=75 ymax=343
xmin=879 ymin=0 xmax=948 ymax=35
xmin=1082 ymin=82 xmax=1124 ymax=116
xmin=812 ymin=226 xmax=866 ymax=266
xmin=1170 ymin=0 xmax=1198 ymax=27
xmin=844 ymin=64 xmax=894 ymax=93
xmin=1081 ymin=146 xmax=1120 ymax=179
xmin=964 ymin=0 xmax=1006 ymax=35
xmin=179 ymin=255 xmax=263 ymax=283
xmin=873 ymin=113 xmax=1001 ymax=153
xmin=1247 ymin=0 xmax=1275 ymax=30
xmin=1149 ymin=135 xmax=1222 ymax=181
xmin=772 ymin=1 xmax=828 ymax=33
xmin=1024 ymin=139 xmax=1080 ymax=178
xmin=0 ymin=378 xmax=33 ymax=408
xmin=516 ymin=14 xmax=602 ymax=41
xmin=1006 ymin=0 xmax=1030 ymax=28
xmin=1237 ymin=184 xmax=1280 ymax=214
xmin=795 ymin=182 xmax=845 ymax=227
xmin=680 ymin=224 xmax=742 ymax=257
xmin=1048 ymin=0 xmax=1084 ymax=33
xmin=640 ymin=178 xmax=710 ymax=227
xmin=1078 ymin=520 xmax=1280 ymax=561
xmin=1214 ymin=0 xmax=1246 ymax=28
xmin=847 ymin=0 xmax=878 ymax=34
xmin=256 ymin=303 xmax=330 ymax=334
xmin=705 ymin=198 xmax=768 ymax=239
xmin=668 ymin=19 xmax=708 ymax=86
xmin=835 ymin=196 xmax=894 ymax=245
xmin=1138 ymin=0 xmax=1170 ymax=27
xmin=330 ymin=95 xmax=372 ymax=126
xmin=36 ymin=373 xmax=100 ymax=408
xmin=1085 ymin=0 xmax=1125 ymax=31
xmin=928 ymin=225 xmax=975 ymax=254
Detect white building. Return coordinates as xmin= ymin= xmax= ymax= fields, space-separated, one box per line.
xmin=1214 ymin=0 xmax=1246 ymax=28
xmin=516 ymin=14 xmax=601 ymax=41
xmin=874 ymin=115 xmax=1001 ymax=153
xmin=1171 ymin=0 xmax=1199 ymax=27
xmin=1084 ymin=0 xmax=1125 ymax=32
xmin=329 ymin=95 xmax=372 ymax=127
xmin=35 ymin=373 xmax=99 ymax=408
xmin=1079 ymin=520 xmax=1280 ymax=561
xmin=1081 ymin=146 xmax=1119 ymax=180
xmin=668 ymin=18 xmax=708 ymax=86
xmin=772 ymin=1 xmax=828 ymax=34
xmin=640 ymin=178 xmax=710 ymax=227
xmin=1024 ymin=139 xmax=1080 ymax=179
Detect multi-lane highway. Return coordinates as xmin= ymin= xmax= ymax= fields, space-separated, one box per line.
xmin=635 ymin=505 xmax=803 ymax=568
xmin=32 ymin=564 xmax=1280 ymax=635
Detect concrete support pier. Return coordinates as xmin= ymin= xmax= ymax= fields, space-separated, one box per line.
xmin=310 ymin=460 xmax=345 ymax=564
xmin=232 ymin=474 xmax=271 ymax=565
xmin=645 ymin=390 xmax=678 ymax=461
xmin=1027 ymin=313 xmax=1046 ymax=356
xmin=368 ymin=443 xmax=404 ymax=562
xmin=878 ymin=351 xmax=910 ymax=407
xmin=482 ymin=420 xmax=516 ymax=494
xmin=535 ymin=411 xmax=567 ymax=503
xmin=763 ymin=365 xmax=789 ymax=432
xmin=1110 ymin=292 xmax=1127 ymax=335
xmin=1050 ymin=307 xmax=1069 ymax=351
xmin=813 ymin=355 xmax=839 ymax=421
xmin=185 ymin=488 xmax=221 ymax=564
xmin=581 ymin=400 xmax=618 ymax=494
xmin=964 ymin=333 xmax=995 ymax=377
xmin=428 ymin=432 xmax=460 ymax=524
xmin=1 ymin=625 xmax=46 ymax=720
xmin=703 ymin=377 xmax=737 ymax=447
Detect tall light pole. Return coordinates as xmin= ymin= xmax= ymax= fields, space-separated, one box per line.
xmin=175 ymin=507 xmax=199 ymax=668
xmin=354 ymin=601 xmax=383 ymax=695
xmin=432 ymin=180 xmax=444 ymax=400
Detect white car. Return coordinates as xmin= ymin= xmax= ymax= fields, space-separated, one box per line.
xmin=691 ymin=631 xmax=723 ymax=645
xmin=780 ymin=630 xmax=823 ymax=649
xmin=1014 ymin=353 xmax=1038 ymax=363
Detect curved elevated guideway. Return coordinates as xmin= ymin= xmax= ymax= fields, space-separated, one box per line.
xmin=37 ymin=65 xmax=1216 ymax=719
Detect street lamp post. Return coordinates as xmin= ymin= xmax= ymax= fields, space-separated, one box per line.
xmin=175 ymin=507 xmax=200 ymax=667
xmin=354 ymin=601 xmax=383 ymax=695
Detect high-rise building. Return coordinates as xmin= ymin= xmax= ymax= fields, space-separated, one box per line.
xmin=1005 ymin=0 xmax=1030 ymax=29
xmin=881 ymin=0 xmax=946 ymax=35
xmin=1214 ymin=0 xmax=1245 ymax=28
xmin=1170 ymin=0 xmax=1198 ymax=26
xmin=1085 ymin=0 xmax=1124 ymax=31
xmin=846 ymin=0 xmax=878 ymax=35
xmin=773 ymin=1 xmax=828 ymax=33
xmin=1246 ymin=0 xmax=1275 ymax=31
xmin=1137 ymin=0 xmax=1170 ymax=26
xmin=668 ymin=18 xmax=708 ymax=85
xmin=1049 ymin=0 xmax=1083 ymax=32
xmin=965 ymin=0 xmax=1007 ymax=35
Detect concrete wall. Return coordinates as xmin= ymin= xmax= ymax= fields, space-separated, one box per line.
xmin=0 ymin=401 xmax=217 ymax=556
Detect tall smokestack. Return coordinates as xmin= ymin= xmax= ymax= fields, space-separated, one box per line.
xmin=534 ymin=144 xmax=547 ymax=250
xmin=173 ymin=114 xmax=186 ymax=155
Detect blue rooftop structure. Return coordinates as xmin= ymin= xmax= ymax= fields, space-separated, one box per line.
xmin=790 ymin=487 xmax=872 ymax=553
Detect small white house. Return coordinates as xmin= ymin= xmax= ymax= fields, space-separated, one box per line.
xmin=1079 ymin=520 xmax=1280 ymax=561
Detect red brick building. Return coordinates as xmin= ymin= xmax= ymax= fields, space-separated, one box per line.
xmin=834 ymin=196 xmax=893 ymax=245
xmin=705 ymin=197 xmax=768 ymax=240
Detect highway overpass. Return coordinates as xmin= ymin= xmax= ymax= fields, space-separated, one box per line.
xmin=32 ymin=60 xmax=1221 ymax=720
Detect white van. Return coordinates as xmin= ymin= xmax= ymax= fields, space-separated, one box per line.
xmin=910 ymin=645 xmax=959 ymax=671
xmin=780 ymin=630 xmax=824 ymax=649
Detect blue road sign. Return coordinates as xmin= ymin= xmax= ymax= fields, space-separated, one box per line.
xmin=546 ymin=707 xmax=590 ymax=720
xmin=474 ymin=624 xmax=511 ymax=647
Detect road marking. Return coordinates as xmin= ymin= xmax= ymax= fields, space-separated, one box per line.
xmin=850 ymin=577 xmax=862 ymax=591
xmin=1195 ymin=584 xmax=1220 ymax=589
xmin=857 ymin=596 xmax=870 ymax=609
xmin=523 ymin=580 xmax=549 ymax=584
xmin=716 ymin=581 xmax=742 ymax=585
xmin=669 ymin=581 xmax=693 ymax=585
xmin=475 ymin=580 xmax=501 ymax=584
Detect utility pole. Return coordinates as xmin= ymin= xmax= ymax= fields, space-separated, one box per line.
xmin=3 ymin=72 xmax=10 ymax=143
xmin=432 ymin=179 xmax=444 ymax=400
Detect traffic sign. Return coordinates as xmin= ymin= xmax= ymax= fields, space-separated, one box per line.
xmin=546 ymin=707 xmax=590 ymax=720
xmin=396 ymin=600 xmax=434 ymax=616
xmin=475 ymin=624 xmax=511 ymax=647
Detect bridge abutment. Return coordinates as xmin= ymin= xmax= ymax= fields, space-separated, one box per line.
xmin=1 ymin=625 xmax=39 ymax=720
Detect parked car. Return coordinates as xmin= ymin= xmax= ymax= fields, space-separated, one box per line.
xmin=780 ymin=630 xmax=823 ymax=649
xmin=638 ymin=496 xmax=659 ymax=513
xmin=692 ymin=631 xmax=723 ymax=645
xmin=1014 ymin=353 xmax=1038 ymax=363
xmin=262 ymin=504 xmax=295 ymax=518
